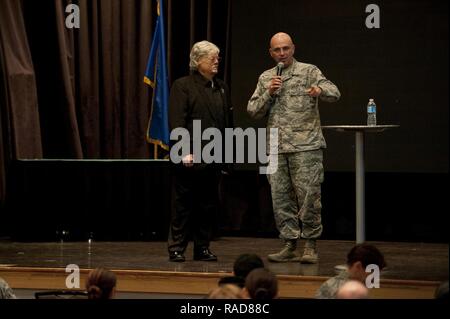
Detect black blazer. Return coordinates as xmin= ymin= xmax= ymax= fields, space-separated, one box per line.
xmin=168 ymin=72 xmax=233 ymax=151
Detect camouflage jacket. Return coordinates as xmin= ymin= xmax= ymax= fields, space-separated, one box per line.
xmin=315 ymin=270 xmax=350 ymax=299
xmin=247 ymin=59 xmax=340 ymax=153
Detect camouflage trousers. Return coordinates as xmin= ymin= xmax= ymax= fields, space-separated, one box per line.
xmin=267 ymin=150 xmax=324 ymax=240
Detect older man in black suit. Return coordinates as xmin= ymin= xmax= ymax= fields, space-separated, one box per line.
xmin=167 ymin=41 xmax=233 ymax=262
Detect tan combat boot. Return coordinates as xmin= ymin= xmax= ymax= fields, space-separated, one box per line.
xmin=268 ymin=239 xmax=301 ymax=262
xmin=300 ymin=239 xmax=319 ymax=264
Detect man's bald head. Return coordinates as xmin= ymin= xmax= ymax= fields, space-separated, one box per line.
xmin=270 ymin=32 xmax=294 ymax=47
xmin=269 ymin=32 xmax=295 ymax=67
xmin=336 ymin=280 xmax=369 ymax=299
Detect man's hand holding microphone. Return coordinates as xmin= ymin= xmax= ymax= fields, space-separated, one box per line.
xmin=269 ymin=62 xmax=284 ymax=97
xmin=269 ymin=61 xmax=322 ymax=97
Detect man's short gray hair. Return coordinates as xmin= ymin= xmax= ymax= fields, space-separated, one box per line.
xmin=189 ymin=41 xmax=220 ymax=71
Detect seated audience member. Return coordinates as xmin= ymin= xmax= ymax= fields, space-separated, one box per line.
xmin=218 ymin=253 xmax=264 ymax=288
xmin=207 ymin=284 xmax=244 ymax=299
xmin=336 ymin=280 xmax=369 ymax=299
xmin=316 ymin=243 xmax=386 ymax=299
xmin=85 ymin=268 xmax=117 ymax=299
xmin=434 ymin=280 xmax=448 ymax=299
xmin=233 ymin=253 xmax=265 ymax=278
xmin=0 ymin=277 xmax=16 ymax=299
xmin=218 ymin=275 xmax=245 ymax=288
xmin=242 ymin=268 xmax=278 ymax=300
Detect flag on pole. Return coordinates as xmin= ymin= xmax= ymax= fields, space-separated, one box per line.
xmin=144 ymin=0 xmax=170 ymax=157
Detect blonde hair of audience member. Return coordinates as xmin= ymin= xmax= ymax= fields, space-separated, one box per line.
xmin=336 ymin=280 xmax=369 ymax=299
xmin=242 ymin=268 xmax=278 ymax=300
xmin=0 ymin=277 xmax=17 ymax=299
xmin=207 ymin=284 xmax=244 ymax=299
xmin=85 ymin=268 xmax=117 ymax=299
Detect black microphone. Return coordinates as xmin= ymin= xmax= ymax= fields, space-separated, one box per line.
xmin=276 ymin=62 xmax=284 ymax=76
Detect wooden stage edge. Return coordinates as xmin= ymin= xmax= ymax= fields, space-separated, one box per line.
xmin=0 ymin=266 xmax=440 ymax=299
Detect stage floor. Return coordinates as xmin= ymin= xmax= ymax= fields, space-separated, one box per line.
xmin=0 ymin=237 xmax=447 ymax=282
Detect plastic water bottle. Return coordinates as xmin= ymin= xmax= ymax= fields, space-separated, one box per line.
xmin=367 ymin=98 xmax=377 ymax=126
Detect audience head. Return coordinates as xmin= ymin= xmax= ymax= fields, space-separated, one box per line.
xmin=434 ymin=281 xmax=449 ymax=299
xmin=336 ymin=280 xmax=369 ymax=299
xmin=233 ymin=254 xmax=265 ymax=279
xmin=243 ymin=268 xmax=278 ymax=300
xmin=218 ymin=254 xmax=264 ymax=289
xmin=85 ymin=268 xmax=117 ymax=299
xmin=346 ymin=244 xmax=386 ymax=282
xmin=0 ymin=277 xmax=17 ymax=299
xmin=208 ymin=284 xmax=243 ymax=299
xmin=218 ymin=275 xmax=245 ymax=288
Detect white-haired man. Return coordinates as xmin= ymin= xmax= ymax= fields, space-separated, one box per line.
xmin=167 ymin=41 xmax=233 ymax=262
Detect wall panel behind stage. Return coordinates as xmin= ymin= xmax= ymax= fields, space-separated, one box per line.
xmin=231 ymin=0 xmax=448 ymax=173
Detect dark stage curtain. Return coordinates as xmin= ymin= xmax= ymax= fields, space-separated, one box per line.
xmin=0 ymin=0 xmax=231 ymax=202
xmin=0 ymin=0 xmax=44 ymax=205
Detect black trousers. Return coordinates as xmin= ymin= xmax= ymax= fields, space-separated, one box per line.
xmin=168 ymin=165 xmax=220 ymax=254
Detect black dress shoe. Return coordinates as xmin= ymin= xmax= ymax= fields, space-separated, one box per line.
xmin=169 ymin=251 xmax=185 ymax=262
xmin=193 ymin=248 xmax=217 ymax=261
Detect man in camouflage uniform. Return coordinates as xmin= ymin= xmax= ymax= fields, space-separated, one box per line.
xmin=316 ymin=243 xmax=386 ymax=298
xmin=247 ymin=32 xmax=340 ymax=263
